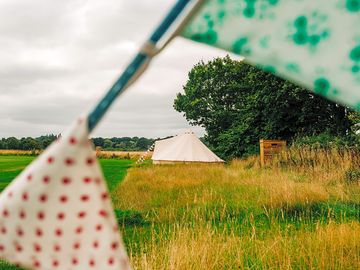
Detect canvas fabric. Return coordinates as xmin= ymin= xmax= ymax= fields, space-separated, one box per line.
xmin=0 ymin=117 xmax=130 ymax=270
xmin=152 ymin=131 xmax=224 ymax=163
xmin=182 ymin=0 xmax=360 ymax=110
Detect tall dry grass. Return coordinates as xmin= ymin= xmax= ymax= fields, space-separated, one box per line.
xmin=0 ymin=149 xmax=149 ymax=160
xmin=129 ymin=222 xmax=360 ymax=270
xmin=113 ymin=148 xmax=360 ymax=269
xmin=96 ymin=150 xmax=149 ymax=160
xmin=0 ymin=149 xmax=41 ymax=156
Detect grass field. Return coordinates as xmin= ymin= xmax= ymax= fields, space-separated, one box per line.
xmin=0 ymin=155 xmax=133 ymax=269
xmin=112 ymin=150 xmax=360 ymax=269
xmin=0 ymin=155 xmax=133 ymax=193
xmin=0 ymin=151 xmax=359 ymax=269
xmin=0 ymin=156 xmax=36 ymax=191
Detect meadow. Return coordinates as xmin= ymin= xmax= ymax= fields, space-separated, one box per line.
xmin=112 ymin=149 xmax=360 ymax=269
xmin=0 ymin=149 xmax=359 ymax=269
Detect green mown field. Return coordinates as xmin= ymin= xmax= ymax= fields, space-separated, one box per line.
xmin=0 ymin=155 xmax=133 ymax=193
xmin=0 ymin=155 xmax=133 ymax=269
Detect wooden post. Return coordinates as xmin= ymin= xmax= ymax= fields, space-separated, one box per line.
xmin=260 ymin=139 xmax=286 ymax=166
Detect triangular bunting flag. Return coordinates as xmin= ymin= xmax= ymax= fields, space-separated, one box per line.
xmin=182 ymin=0 xmax=360 ymax=110
xmin=0 ymin=117 xmax=130 ymax=269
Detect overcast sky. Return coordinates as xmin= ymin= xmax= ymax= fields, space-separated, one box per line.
xmin=0 ymin=0 xmax=239 ymax=139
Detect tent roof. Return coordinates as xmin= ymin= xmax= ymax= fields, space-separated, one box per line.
xmin=151 ymin=131 xmax=224 ymax=163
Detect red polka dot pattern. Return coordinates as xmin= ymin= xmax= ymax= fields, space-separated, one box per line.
xmin=22 ymin=192 xmax=28 ymax=201
xmin=57 ymin=212 xmax=65 ymax=220
xmin=35 ymin=228 xmax=43 ymax=237
xmin=69 ymin=137 xmax=77 ymax=145
xmin=2 ymin=209 xmax=9 ymax=217
xmin=80 ymin=195 xmax=89 ymax=202
xmin=65 ymin=158 xmax=75 ymax=166
xmin=72 ymin=257 xmax=78 ymax=265
xmin=34 ymin=243 xmax=41 ymax=252
xmin=39 ymin=194 xmax=47 ymax=203
xmin=83 ymin=177 xmax=92 ymax=184
xmin=16 ymin=227 xmax=24 ymax=237
xmin=78 ymin=211 xmax=86 ymax=218
xmin=0 ymin=117 xmax=130 ymax=269
xmin=73 ymin=242 xmax=80 ymax=250
xmin=19 ymin=210 xmax=26 ymax=219
xmin=93 ymin=241 xmax=99 ymax=248
xmin=62 ymin=177 xmax=71 ymax=185
xmin=42 ymin=176 xmax=50 ymax=184
xmin=59 ymin=195 xmax=68 ymax=203
xmin=75 ymin=226 xmax=83 ymax=234
xmin=37 ymin=211 xmax=45 ymax=220
xmin=86 ymin=157 xmax=95 ymax=165
xmin=54 ymin=244 xmax=60 ymax=252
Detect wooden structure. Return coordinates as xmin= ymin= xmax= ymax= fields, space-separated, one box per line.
xmin=260 ymin=139 xmax=286 ymax=166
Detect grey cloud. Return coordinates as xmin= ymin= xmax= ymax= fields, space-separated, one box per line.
xmin=0 ymin=0 xmax=239 ymax=139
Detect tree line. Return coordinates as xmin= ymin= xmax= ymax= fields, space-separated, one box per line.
xmin=92 ymin=137 xmax=154 ymax=151
xmin=174 ymin=56 xmax=360 ymax=160
xmin=0 ymin=135 xmax=58 ymax=150
xmin=0 ymin=135 xmax=155 ymax=151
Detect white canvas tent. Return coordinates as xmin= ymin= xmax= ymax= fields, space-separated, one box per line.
xmin=152 ymin=130 xmax=224 ymax=164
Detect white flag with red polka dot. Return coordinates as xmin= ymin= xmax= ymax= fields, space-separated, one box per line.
xmin=0 ymin=117 xmax=131 ymax=270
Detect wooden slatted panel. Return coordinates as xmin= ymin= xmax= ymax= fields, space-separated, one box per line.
xmin=260 ymin=139 xmax=286 ymax=166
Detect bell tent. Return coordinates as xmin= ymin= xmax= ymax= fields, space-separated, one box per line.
xmin=151 ymin=130 xmax=224 ymax=164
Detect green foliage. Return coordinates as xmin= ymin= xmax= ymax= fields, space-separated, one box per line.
xmin=92 ymin=137 xmax=154 ymax=151
xmin=2 ymin=137 xmax=20 ymax=149
xmin=0 ymin=262 xmax=21 ymax=270
xmin=174 ymin=56 xmax=358 ymax=159
xmin=0 ymin=135 xmax=58 ymax=150
xmin=292 ymin=133 xmax=359 ymax=149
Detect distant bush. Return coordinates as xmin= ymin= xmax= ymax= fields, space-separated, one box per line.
xmin=292 ymin=133 xmax=359 ymax=149
xmin=92 ymin=137 xmax=155 ymax=151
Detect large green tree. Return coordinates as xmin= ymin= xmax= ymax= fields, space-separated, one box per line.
xmin=174 ymin=56 xmax=357 ymax=159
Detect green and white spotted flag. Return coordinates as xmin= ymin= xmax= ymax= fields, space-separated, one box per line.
xmin=182 ymin=0 xmax=360 ymax=110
